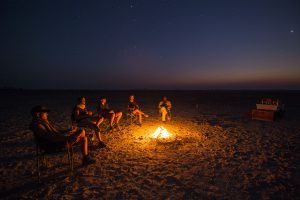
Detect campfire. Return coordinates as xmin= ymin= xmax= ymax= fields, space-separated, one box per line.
xmin=151 ymin=126 xmax=172 ymax=139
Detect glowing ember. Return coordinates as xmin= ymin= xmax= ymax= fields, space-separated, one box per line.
xmin=151 ymin=126 xmax=171 ymax=139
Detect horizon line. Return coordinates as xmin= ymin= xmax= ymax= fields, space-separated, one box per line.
xmin=1 ymin=88 xmax=300 ymax=91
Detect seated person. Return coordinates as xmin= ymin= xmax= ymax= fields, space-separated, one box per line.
xmin=29 ymin=105 xmax=95 ymax=166
xmin=97 ymin=97 xmax=122 ymax=129
xmin=71 ymin=97 xmax=106 ymax=148
xmin=158 ymin=96 xmax=172 ymax=122
xmin=128 ymin=95 xmax=148 ymax=126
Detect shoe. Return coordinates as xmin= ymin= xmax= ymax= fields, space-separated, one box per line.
xmin=82 ymin=155 xmax=96 ymax=167
xmin=137 ymin=123 xmax=142 ymax=127
xmin=98 ymin=141 xmax=107 ymax=149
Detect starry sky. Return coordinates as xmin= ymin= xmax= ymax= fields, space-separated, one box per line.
xmin=1 ymin=0 xmax=299 ymax=89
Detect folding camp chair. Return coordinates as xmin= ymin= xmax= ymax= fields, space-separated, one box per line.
xmin=33 ymin=132 xmax=74 ymax=182
xmin=125 ymin=111 xmax=138 ymax=125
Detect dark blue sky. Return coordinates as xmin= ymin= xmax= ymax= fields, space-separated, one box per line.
xmin=1 ymin=0 xmax=299 ymax=89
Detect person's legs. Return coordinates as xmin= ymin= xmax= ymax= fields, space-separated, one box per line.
xmin=133 ymin=110 xmax=142 ymax=124
xmin=81 ymin=133 xmax=88 ymax=156
xmin=109 ymin=113 xmax=115 ymax=127
xmin=94 ymin=131 xmax=107 ymax=148
xmin=115 ymin=111 xmax=122 ymax=124
xmin=95 ymin=131 xmax=102 ymax=141
xmin=69 ymin=129 xmax=88 ymax=155
xmin=160 ymin=107 xmax=167 ymax=122
xmin=139 ymin=110 xmax=147 ymax=117
xmin=167 ymin=110 xmax=172 ymax=121
xmin=68 ymin=129 xmax=96 ymax=166
xmin=96 ymin=117 xmax=104 ymax=127
xmin=86 ymin=117 xmax=107 ymax=147
xmin=78 ymin=118 xmax=100 ymax=132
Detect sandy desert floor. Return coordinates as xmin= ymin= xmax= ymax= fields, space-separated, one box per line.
xmin=0 ymin=90 xmax=299 ymax=199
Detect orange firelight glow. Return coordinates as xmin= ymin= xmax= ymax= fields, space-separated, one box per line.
xmin=151 ymin=126 xmax=171 ymax=139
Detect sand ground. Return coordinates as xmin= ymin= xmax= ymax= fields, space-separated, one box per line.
xmin=0 ymin=90 xmax=299 ymax=199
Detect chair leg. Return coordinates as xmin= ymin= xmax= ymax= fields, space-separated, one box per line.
xmin=70 ymin=146 xmax=74 ymax=172
xmin=36 ymin=144 xmax=40 ymax=182
xmin=67 ymin=143 xmax=73 ymax=176
xmin=42 ymin=155 xmax=48 ymax=167
xmin=91 ymin=131 xmax=96 ymax=145
xmin=87 ymin=131 xmax=93 ymax=146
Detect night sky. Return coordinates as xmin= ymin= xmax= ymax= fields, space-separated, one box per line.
xmin=1 ymin=0 xmax=299 ymax=89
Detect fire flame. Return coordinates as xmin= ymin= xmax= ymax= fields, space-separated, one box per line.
xmin=151 ymin=126 xmax=171 ymax=139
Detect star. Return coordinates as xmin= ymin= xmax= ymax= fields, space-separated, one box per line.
xmin=290 ymin=29 xmax=294 ymax=33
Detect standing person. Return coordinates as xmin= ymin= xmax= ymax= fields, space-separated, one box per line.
xmin=158 ymin=96 xmax=172 ymax=122
xmin=71 ymin=97 xmax=107 ymax=148
xmin=30 ymin=105 xmax=96 ymax=166
xmin=97 ymin=97 xmax=122 ymax=130
xmin=128 ymin=95 xmax=148 ymax=126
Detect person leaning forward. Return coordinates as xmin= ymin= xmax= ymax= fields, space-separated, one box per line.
xmin=71 ymin=97 xmax=107 ymax=148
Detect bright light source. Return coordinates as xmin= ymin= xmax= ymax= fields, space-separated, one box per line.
xmin=151 ymin=126 xmax=171 ymax=139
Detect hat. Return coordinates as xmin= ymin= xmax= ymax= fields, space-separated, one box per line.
xmin=30 ymin=105 xmax=51 ymax=117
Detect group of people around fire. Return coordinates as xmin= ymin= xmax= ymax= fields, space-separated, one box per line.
xmin=30 ymin=95 xmax=172 ymax=166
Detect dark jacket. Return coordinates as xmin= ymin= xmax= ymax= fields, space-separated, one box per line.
xmin=30 ymin=117 xmax=67 ymax=143
xmin=128 ymin=101 xmax=139 ymax=111
xmin=97 ymin=103 xmax=111 ymax=115
xmin=71 ymin=105 xmax=90 ymax=123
